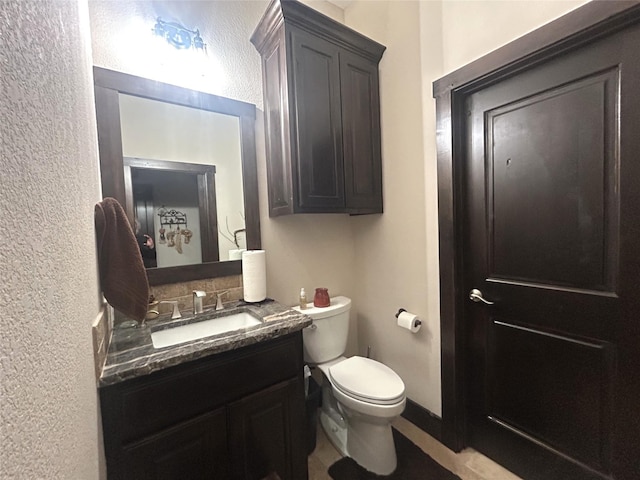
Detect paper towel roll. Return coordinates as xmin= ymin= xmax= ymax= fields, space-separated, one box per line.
xmin=229 ymin=248 xmax=246 ymax=261
xmin=242 ymin=250 xmax=266 ymax=303
xmin=397 ymin=311 xmax=421 ymax=333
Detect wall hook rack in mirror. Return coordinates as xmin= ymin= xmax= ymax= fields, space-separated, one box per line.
xmin=158 ymin=208 xmax=187 ymax=228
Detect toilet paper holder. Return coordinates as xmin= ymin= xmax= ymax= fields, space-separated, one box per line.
xmin=395 ymin=308 xmax=422 ymax=326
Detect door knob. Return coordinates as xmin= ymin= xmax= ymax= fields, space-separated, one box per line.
xmin=469 ymin=289 xmax=494 ymax=305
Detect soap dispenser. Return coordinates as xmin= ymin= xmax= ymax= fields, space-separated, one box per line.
xmin=299 ymin=288 xmax=308 ymax=310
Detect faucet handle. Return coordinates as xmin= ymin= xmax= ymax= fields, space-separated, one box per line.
xmin=159 ymin=301 xmax=182 ymax=320
xmin=215 ymin=291 xmax=228 ymax=311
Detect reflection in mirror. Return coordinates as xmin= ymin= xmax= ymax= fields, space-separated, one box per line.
xmin=126 ymin=158 xmax=211 ymax=268
xmin=119 ymin=93 xmax=247 ymax=264
xmin=94 ymin=67 xmax=260 ymax=285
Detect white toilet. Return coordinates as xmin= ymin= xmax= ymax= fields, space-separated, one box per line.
xmin=294 ymin=296 xmax=406 ymax=475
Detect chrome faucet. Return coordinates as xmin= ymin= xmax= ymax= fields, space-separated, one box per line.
xmin=159 ymin=300 xmax=181 ymax=320
xmin=193 ymin=290 xmax=206 ymax=314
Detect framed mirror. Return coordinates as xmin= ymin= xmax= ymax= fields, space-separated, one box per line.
xmin=94 ymin=67 xmax=260 ymax=285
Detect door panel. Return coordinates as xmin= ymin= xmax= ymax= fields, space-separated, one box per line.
xmin=463 ymin=23 xmax=636 ymax=480
xmin=487 ymin=70 xmax=617 ymax=290
xmin=487 ymin=320 xmax=613 ymax=471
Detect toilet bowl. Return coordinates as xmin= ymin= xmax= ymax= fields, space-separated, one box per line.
xmin=320 ymin=355 xmax=406 ymax=474
xmin=293 ymin=297 xmax=406 ymax=475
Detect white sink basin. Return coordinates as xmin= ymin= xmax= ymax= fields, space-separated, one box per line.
xmin=151 ymin=311 xmax=262 ymax=349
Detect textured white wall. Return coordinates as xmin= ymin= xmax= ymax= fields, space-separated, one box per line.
xmin=90 ymin=0 xmax=265 ymax=105
xmin=89 ymin=0 xmax=343 ymax=106
xmin=0 ymin=1 xmax=103 ymax=478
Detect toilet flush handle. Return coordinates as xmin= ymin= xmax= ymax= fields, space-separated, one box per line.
xmin=306 ymin=322 xmax=317 ymax=330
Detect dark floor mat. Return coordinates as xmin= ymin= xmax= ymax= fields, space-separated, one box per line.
xmin=328 ymin=428 xmax=462 ymax=480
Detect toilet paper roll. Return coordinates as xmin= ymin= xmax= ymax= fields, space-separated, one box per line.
xmin=397 ymin=311 xmax=422 ymax=333
xmin=229 ymin=248 xmax=246 ymax=261
xmin=242 ymin=250 xmax=266 ymax=303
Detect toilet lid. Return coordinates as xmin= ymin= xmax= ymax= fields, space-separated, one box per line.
xmin=329 ymin=356 xmax=405 ymax=405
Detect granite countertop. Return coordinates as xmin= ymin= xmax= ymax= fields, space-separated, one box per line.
xmin=99 ymin=299 xmax=311 ymax=387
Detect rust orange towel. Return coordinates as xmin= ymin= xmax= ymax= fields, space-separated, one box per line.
xmin=95 ymin=197 xmax=149 ymax=322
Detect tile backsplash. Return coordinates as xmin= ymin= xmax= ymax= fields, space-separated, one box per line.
xmin=149 ymin=274 xmax=243 ymax=316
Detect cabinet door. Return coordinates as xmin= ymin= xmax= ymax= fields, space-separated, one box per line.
xmin=120 ymin=409 xmax=230 ymax=480
xmin=340 ymin=51 xmax=383 ymax=214
xmin=261 ymin=28 xmax=295 ymax=217
xmin=290 ymin=27 xmax=345 ymax=212
xmin=229 ymin=378 xmax=307 ymax=480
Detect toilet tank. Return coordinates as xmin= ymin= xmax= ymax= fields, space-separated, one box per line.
xmin=293 ymin=296 xmax=351 ymax=364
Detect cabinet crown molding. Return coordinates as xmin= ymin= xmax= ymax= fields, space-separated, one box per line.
xmin=250 ymin=0 xmax=386 ymax=62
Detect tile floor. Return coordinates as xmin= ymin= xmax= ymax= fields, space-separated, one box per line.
xmin=308 ymin=416 xmax=523 ymax=480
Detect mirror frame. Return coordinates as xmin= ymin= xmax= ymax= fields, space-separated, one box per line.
xmin=93 ymin=66 xmax=261 ymax=285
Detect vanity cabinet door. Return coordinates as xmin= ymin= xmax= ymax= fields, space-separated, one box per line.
xmin=120 ymin=408 xmax=230 ymax=480
xmin=228 ymin=378 xmax=307 ymax=480
xmin=290 ymin=27 xmax=345 ymax=212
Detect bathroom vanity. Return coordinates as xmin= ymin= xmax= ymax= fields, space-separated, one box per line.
xmin=98 ymin=301 xmax=311 ymax=480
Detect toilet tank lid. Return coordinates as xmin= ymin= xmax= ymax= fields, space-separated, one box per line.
xmin=293 ymin=296 xmax=351 ymax=319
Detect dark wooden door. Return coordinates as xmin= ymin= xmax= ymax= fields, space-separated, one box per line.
xmin=132 ymin=182 xmax=157 ymax=269
xmin=228 ymin=378 xmax=306 ymax=480
xmin=132 ymin=183 xmax=155 ymax=239
xmin=121 ymin=409 xmax=230 ymax=480
xmin=340 ymin=51 xmax=383 ymax=214
xmin=463 ymin=22 xmax=640 ymax=480
xmin=290 ymin=27 xmax=345 ymax=212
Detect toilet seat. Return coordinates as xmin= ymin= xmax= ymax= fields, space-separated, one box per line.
xmin=328 ymin=356 xmax=405 ymax=405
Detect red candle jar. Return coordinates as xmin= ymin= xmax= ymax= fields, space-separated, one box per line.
xmin=313 ymin=287 xmax=330 ymax=307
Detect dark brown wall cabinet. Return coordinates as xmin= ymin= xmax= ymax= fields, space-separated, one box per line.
xmin=100 ymin=333 xmax=307 ymax=480
xmin=251 ymin=0 xmax=386 ymax=216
